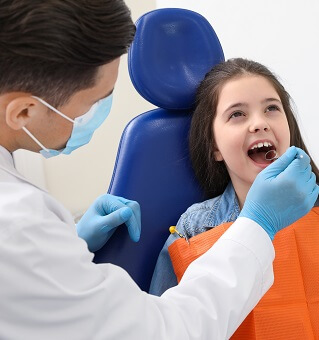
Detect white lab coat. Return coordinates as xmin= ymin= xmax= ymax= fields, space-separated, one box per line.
xmin=0 ymin=146 xmax=274 ymax=340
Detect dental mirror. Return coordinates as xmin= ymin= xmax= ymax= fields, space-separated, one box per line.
xmin=265 ymin=150 xmax=278 ymax=161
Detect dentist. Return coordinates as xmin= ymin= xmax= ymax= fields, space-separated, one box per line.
xmin=0 ymin=1 xmax=318 ymax=339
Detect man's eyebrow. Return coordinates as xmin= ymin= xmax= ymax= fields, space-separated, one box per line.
xmin=96 ymin=89 xmax=114 ymax=101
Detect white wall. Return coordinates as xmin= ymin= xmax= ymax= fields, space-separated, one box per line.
xmin=14 ymin=0 xmax=319 ymax=215
xmin=157 ymin=0 xmax=319 ymax=165
xmin=14 ymin=0 xmax=156 ymax=216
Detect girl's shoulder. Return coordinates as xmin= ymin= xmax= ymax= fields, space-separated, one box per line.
xmin=178 ymin=195 xmax=223 ymax=238
xmin=182 ymin=195 xmax=222 ymax=215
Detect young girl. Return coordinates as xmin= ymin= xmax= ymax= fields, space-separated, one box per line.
xmin=150 ymin=58 xmax=319 ymax=338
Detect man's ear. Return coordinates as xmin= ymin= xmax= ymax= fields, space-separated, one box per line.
xmin=214 ymin=149 xmax=224 ymax=161
xmin=5 ymin=96 xmax=39 ymax=130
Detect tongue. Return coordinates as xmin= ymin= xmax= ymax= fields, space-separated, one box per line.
xmin=249 ymin=151 xmax=270 ymax=164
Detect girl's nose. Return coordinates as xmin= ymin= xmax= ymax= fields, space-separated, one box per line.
xmin=248 ymin=117 xmax=270 ymax=133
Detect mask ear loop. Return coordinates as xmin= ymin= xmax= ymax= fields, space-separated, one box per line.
xmin=265 ymin=149 xmax=278 ymax=161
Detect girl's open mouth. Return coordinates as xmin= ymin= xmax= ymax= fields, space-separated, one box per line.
xmin=248 ymin=143 xmax=277 ymax=164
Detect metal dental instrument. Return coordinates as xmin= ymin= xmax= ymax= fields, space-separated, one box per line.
xmin=169 ymin=226 xmax=190 ymax=245
xmin=265 ymin=150 xmax=304 ymax=161
xmin=265 ymin=149 xmax=278 ymax=161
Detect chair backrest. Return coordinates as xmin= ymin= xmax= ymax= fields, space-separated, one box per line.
xmin=94 ymin=8 xmax=224 ymax=292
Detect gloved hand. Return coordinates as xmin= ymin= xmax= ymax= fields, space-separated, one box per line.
xmin=76 ymin=194 xmax=141 ymax=252
xmin=240 ymin=146 xmax=319 ymax=240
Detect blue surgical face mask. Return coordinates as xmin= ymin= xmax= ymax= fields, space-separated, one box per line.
xmin=22 ymin=94 xmax=113 ymax=158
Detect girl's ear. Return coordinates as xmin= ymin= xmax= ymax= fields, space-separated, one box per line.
xmin=214 ymin=149 xmax=224 ymax=161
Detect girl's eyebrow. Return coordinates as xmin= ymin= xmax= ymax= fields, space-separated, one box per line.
xmin=223 ymin=102 xmax=248 ymax=115
xmin=223 ymin=98 xmax=282 ymax=115
xmin=262 ymin=98 xmax=282 ymax=104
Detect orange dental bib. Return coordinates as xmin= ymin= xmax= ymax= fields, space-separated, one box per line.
xmin=168 ymin=208 xmax=319 ymax=339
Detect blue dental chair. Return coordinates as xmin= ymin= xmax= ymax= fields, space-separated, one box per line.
xmin=94 ymin=8 xmax=225 ymax=292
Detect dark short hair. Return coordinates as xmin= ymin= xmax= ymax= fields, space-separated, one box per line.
xmin=189 ymin=58 xmax=319 ymax=198
xmin=0 ymin=0 xmax=136 ymax=107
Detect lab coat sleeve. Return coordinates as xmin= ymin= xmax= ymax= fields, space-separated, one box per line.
xmin=102 ymin=216 xmax=274 ymax=340
xmin=1 ymin=206 xmax=274 ymax=340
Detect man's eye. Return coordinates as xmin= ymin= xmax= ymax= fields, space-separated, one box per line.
xmin=229 ymin=111 xmax=244 ymax=119
xmin=266 ymin=105 xmax=280 ymax=112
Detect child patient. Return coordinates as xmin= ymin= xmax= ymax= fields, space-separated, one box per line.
xmin=150 ymin=58 xmax=319 ymax=338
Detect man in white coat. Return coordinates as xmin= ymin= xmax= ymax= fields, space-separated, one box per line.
xmin=0 ymin=1 xmax=318 ymax=339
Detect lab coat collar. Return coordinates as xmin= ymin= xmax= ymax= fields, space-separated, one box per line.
xmin=0 ymin=145 xmax=15 ymax=168
xmin=0 ymin=145 xmax=48 ymax=193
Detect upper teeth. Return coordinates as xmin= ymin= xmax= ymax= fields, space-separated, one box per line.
xmin=250 ymin=141 xmax=272 ymax=150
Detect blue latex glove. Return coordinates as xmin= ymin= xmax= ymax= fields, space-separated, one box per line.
xmin=76 ymin=194 xmax=141 ymax=252
xmin=240 ymin=146 xmax=319 ymax=239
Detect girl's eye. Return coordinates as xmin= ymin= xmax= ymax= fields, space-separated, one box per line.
xmin=266 ymin=105 xmax=280 ymax=112
xmin=229 ymin=111 xmax=244 ymax=119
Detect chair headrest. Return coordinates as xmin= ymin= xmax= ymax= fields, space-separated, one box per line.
xmin=128 ymin=8 xmax=225 ymax=111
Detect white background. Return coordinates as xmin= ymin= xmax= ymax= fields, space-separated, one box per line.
xmin=157 ymin=0 xmax=319 ymax=164
xmin=14 ymin=0 xmax=319 ymax=215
